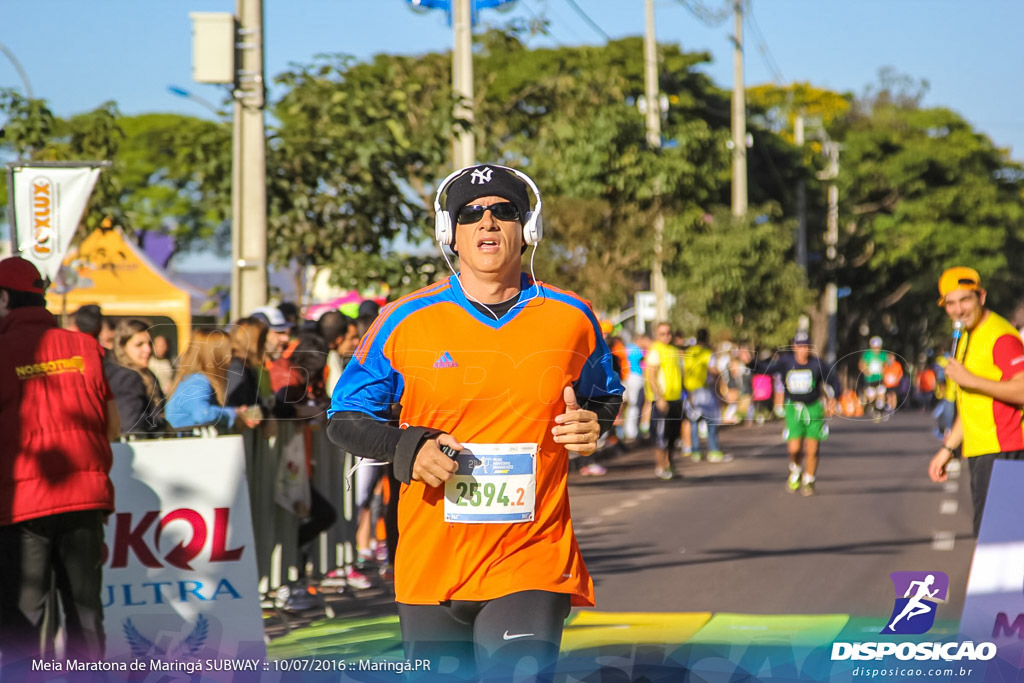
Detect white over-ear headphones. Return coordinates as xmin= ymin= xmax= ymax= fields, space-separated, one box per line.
xmin=433 ymin=164 xmax=544 ymax=248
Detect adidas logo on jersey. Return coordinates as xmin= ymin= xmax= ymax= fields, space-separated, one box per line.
xmin=433 ymin=352 xmax=458 ymax=369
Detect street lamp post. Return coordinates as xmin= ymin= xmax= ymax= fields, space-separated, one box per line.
xmin=0 ymin=40 xmax=34 ymax=99
xmin=167 ymin=85 xmax=224 ymax=118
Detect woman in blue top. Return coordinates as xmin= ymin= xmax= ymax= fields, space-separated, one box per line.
xmin=166 ymin=328 xmax=260 ymax=430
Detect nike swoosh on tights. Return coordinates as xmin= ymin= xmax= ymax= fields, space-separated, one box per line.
xmin=503 ymin=631 xmax=535 ymax=641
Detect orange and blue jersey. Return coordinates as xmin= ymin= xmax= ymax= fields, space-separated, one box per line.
xmin=955 ymin=311 xmax=1024 ymax=457
xmin=329 ymin=273 xmax=623 ymax=606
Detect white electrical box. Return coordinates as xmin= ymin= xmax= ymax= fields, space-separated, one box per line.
xmin=190 ymin=12 xmax=235 ymax=84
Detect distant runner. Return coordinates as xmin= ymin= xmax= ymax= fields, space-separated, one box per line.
xmin=859 ymin=336 xmax=890 ymax=418
xmin=758 ymin=332 xmax=840 ymax=496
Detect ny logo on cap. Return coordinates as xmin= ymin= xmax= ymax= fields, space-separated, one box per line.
xmin=470 ymin=167 xmax=493 ymax=185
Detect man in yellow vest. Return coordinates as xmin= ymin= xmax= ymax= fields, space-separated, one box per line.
xmin=928 ymin=267 xmax=1024 ymax=536
xmin=683 ymin=329 xmax=727 ymax=462
xmin=644 ymin=322 xmax=684 ymax=480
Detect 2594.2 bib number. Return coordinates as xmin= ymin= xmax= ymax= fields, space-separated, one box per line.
xmin=452 ymin=481 xmax=527 ymax=508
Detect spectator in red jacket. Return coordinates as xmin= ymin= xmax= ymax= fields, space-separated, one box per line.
xmin=0 ymin=257 xmax=119 ymax=667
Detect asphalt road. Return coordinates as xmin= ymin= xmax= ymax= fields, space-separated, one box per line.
xmin=567 ymin=409 xmax=976 ymax=619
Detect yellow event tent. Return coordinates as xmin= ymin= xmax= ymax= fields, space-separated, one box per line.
xmin=45 ymin=227 xmax=209 ymax=354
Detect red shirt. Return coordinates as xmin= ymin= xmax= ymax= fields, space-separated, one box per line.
xmin=0 ymin=307 xmax=115 ymax=524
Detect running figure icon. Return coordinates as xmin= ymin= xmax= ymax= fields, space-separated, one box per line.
xmin=887 ymin=574 xmax=939 ymax=632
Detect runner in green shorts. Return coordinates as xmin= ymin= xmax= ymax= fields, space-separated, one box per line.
xmin=757 ymin=332 xmax=841 ymax=496
xmin=785 ymin=401 xmax=827 ymax=441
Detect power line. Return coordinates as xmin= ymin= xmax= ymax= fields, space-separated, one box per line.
xmin=520 ymin=0 xmax=570 ymax=46
xmin=745 ymin=0 xmax=784 ymax=83
xmin=561 ymin=0 xmax=611 ymax=41
xmin=532 ymin=0 xmax=581 ymax=45
xmin=670 ymin=0 xmax=730 ymax=27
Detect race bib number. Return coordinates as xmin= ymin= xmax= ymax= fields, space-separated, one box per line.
xmin=868 ymin=360 xmax=883 ymax=375
xmin=785 ymin=369 xmax=815 ymax=395
xmin=444 ymin=443 xmax=537 ymax=524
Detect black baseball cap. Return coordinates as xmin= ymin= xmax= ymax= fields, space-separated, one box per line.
xmin=444 ymin=165 xmax=530 ymax=222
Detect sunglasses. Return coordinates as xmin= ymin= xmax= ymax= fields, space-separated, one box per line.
xmin=456 ymin=202 xmax=521 ymax=224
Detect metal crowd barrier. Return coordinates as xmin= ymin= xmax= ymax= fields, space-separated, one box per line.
xmin=244 ymin=422 xmax=359 ymax=595
xmin=137 ymin=421 xmax=360 ymax=596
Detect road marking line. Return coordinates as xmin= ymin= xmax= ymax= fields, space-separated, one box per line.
xmin=932 ymin=531 xmax=956 ymax=551
xmin=943 ymin=482 xmax=958 ymax=494
xmin=940 ymin=499 xmax=958 ymax=515
xmin=621 ymin=500 xmax=640 ymax=508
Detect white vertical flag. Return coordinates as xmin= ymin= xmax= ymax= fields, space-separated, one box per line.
xmin=11 ymin=164 xmax=103 ymax=280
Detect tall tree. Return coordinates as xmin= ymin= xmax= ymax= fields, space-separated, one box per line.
xmin=267 ymin=51 xmax=455 ymax=297
xmin=832 ymin=73 xmax=1024 ymax=362
xmin=0 ymin=92 xmax=125 ymax=239
xmin=473 ymin=35 xmax=731 ymax=314
xmin=118 ymin=113 xmax=232 ymax=258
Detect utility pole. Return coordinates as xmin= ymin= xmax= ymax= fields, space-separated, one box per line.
xmin=795 ymin=113 xmax=807 ymax=274
xmin=451 ymin=0 xmax=475 ymax=169
xmin=231 ymin=0 xmax=268 ymax=320
xmin=643 ymin=0 xmax=668 ymax=323
xmin=819 ymin=141 xmax=840 ymax=364
xmin=730 ymin=0 xmax=747 ymax=216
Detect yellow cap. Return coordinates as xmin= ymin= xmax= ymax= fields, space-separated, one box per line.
xmin=938 ymin=266 xmax=981 ymax=305
xmin=599 ymin=319 xmax=614 ymax=335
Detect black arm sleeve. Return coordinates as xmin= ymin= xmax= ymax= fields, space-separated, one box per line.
xmin=328 ymin=394 xmax=623 ymax=483
xmin=326 ymin=411 xmax=442 ymax=484
xmin=582 ymin=393 xmax=623 ymax=437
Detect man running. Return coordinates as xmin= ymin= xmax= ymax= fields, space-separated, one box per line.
xmin=859 ymin=336 xmax=890 ymax=418
xmin=327 ymin=164 xmax=622 ymax=680
xmin=759 ymin=332 xmax=840 ymax=496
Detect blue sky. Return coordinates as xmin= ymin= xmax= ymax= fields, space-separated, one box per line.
xmin=2 ymin=0 xmax=1022 ymax=268
xmin=3 ymin=0 xmax=1021 ymax=160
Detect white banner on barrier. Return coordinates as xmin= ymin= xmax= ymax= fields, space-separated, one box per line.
xmin=11 ymin=164 xmax=102 ymax=280
xmin=104 ymin=436 xmax=267 ymax=664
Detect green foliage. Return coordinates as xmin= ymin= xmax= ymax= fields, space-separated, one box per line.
xmin=830 ymin=79 xmax=1024 ymax=360
xmin=6 ymin=37 xmax=1020 ymax=362
xmin=0 ymin=92 xmax=126 ymax=238
xmin=667 ymin=206 xmax=810 ymax=345
xmin=0 ymin=88 xmax=57 ymax=158
xmin=267 ymin=51 xmax=455 ymax=284
xmin=117 ymin=113 xmax=231 ymax=253
xmin=0 ymin=96 xmax=231 ymax=259
xmin=63 ymin=102 xmax=125 ymax=232
xmin=469 ymin=35 xmax=734 ymax=313
xmin=324 ymin=249 xmax=446 ymax=298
